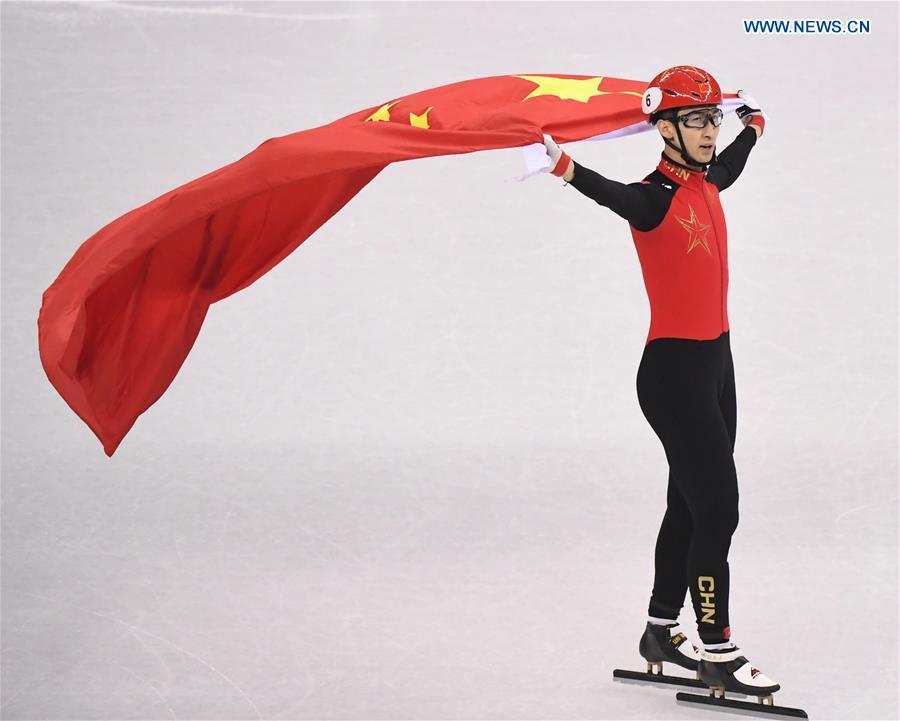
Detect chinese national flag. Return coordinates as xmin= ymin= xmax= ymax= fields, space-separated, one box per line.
xmin=37 ymin=73 xmax=739 ymax=455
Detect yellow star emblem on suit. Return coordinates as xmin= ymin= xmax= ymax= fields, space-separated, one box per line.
xmin=675 ymin=205 xmax=713 ymax=255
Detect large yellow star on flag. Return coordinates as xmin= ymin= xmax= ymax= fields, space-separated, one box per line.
xmin=676 ymin=205 xmax=713 ymax=255
xmin=513 ymin=75 xmax=628 ymax=103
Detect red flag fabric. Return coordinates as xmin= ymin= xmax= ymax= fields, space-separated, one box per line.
xmin=38 ymin=73 xmax=739 ymax=456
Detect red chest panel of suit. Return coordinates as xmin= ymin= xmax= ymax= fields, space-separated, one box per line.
xmin=631 ymin=157 xmax=729 ymax=345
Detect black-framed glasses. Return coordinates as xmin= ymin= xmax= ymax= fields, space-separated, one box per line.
xmin=677 ymin=108 xmax=724 ymax=129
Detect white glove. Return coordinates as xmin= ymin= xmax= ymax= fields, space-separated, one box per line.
xmin=735 ymin=90 xmax=766 ymax=137
xmin=543 ymin=133 xmax=562 ymax=168
xmin=736 ymin=90 xmax=766 ymax=122
xmin=542 ymin=133 xmax=571 ymax=177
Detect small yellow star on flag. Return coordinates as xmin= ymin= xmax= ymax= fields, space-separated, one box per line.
xmin=365 ymin=101 xmax=400 ymax=122
xmin=409 ymin=106 xmax=433 ymax=129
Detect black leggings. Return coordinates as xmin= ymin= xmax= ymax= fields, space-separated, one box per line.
xmin=636 ymin=330 xmax=738 ymax=645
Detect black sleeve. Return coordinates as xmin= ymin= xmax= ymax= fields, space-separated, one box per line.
xmin=705 ymin=125 xmax=758 ymax=192
xmin=567 ymin=161 xmax=669 ymax=232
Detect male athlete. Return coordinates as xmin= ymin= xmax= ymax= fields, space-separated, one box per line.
xmin=542 ymin=66 xmax=783 ymax=703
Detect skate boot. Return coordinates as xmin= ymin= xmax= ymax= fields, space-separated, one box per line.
xmin=613 ymin=621 xmax=705 ymax=689
xmin=676 ymin=645 xmax=808 ymax=718
xmin=639 ymin=621 xmax=701 ymax=675
xmin=698 ymin=644 xmax=780 ymax=699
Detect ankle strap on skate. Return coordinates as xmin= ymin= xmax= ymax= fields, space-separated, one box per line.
xmin=700 ymin=646 xmax=741 ymax=663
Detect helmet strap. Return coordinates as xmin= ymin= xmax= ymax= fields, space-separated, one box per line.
xmin=659 ymin=111 xmax=715 ymax=171
xmin=673 ymin=122 xmax=711 ymax=170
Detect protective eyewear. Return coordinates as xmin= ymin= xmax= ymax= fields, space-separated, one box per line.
xmin=677 ymin=108 xmax=724 ymax=129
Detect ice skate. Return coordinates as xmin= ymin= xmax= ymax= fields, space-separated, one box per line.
xmin=675 ymin=645 xmax=808 ymax=717
xmin=612 ymin=621 xmax=706 ymax=689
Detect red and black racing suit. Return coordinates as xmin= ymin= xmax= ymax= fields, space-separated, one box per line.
xmin=568 ymin=124 xmax=758 ymax=645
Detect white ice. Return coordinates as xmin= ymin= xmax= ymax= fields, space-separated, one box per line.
xmin=2 ymin=1 xmax=898 ymax=719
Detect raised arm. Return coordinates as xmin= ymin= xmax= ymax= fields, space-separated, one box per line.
xmin=567 ymin=161 xmax=661 ymax=230
xmin=705 ymin=124 xmax=758 ymax=192
xmin=706 ymin=91 xmax=766 ymax=191
xmin=542 ymin=135 xmax=671 ymax=232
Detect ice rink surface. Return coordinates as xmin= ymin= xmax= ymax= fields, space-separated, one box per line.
xmin=2 ymin=1 xmax=898 ymax=719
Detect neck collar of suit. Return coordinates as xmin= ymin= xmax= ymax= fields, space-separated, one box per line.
xmin=657 ymin=152 xmax=706 ymax=188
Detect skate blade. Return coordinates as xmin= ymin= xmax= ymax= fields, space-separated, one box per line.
xmin=613 ymin=667 xmax=706 ymax=689
xmin=676 ymin=689 xmax=808 ymax=719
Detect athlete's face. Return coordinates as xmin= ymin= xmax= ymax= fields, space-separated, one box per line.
xmin=659 ymin=105 xmax=721 ymax=165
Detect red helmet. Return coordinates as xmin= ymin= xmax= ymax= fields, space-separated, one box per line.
xmin=642 ymin=65 xmax=721 ymax=122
